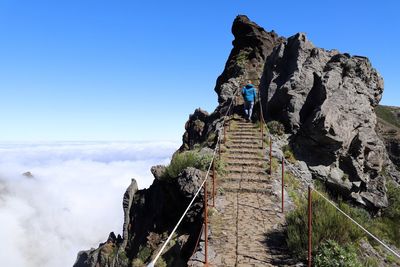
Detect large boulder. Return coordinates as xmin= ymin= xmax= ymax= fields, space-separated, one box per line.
xmin=263 ymin=32 xmax=388 ymax=208
xmin=181 ymin=108 xmax=210 ymax=150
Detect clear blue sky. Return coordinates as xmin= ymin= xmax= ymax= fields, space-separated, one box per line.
xmin=0 ymin=0 xmax=398 ymax=141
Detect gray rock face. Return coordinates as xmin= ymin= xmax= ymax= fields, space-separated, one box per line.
xmin=121 ymin=179 xmax=138 ymax=249
xmin=150 ymin=165 xmax=166 ymax=180
xmin=73 ymin=233 xmax=128 ymax=267
xmin=215 ymin=15 xmax=285 ymax=104
xmin=181 ymin=15 xmax=285 ymax=151
xmin=177 ymin=167 xmax=204 ymax=198
xmin=181 ymin=108 xmax=210 ymax=150
xmin=74 ymin=168 xmax=204 ymax=267
xmin=263 ymin=32 xmax=387 ymax=208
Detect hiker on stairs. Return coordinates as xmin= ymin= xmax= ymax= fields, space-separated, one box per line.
xmin=241 ymin=80 xmax=257 ymax=122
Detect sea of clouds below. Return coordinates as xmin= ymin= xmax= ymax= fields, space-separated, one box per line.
xmin=0 ymin=141 xmax=179 ymax=267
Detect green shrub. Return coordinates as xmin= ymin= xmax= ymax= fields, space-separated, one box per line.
xmin=136 ymin=245 xmax=152 ymax=263
xmin=214 ymin=157 xmax=227 ymax=176
xmin=314 ymin=240 xmax=362 ymax=267
xmin=132 ymin=257 xmax=166 ymax=267
xmin=236 ymin=50 xmax=250 ymax=67
xmin=360 ymin=257 xmax=379 ymax=267
xmin=267 ymin=120 xmax=285 ymax=135
xmin=268 ymin=157 xmax=279 ymax=174
xmin=375 ymin=106 xmax=400 ymax=128
xmin=283 ymin=144 xmax=296 ymax=163
xmin=162 ymin=151 xmax=213 ymax=180
xmin=287 ymin=180 xmax=400 ymax=264
xmin=286 ymin=191 xmax=364 ymax=260
xmin=365 ymin=181 xmax=400 ymax=248
xmin=155 ymin=257 xmax=167 ymax=267
xmin=131 ymin=258 xmax=144 ymax=267
xmin=284 ymin=171 xmax=302 ymax=206
xmin=384 ymin=181 xmax=400 ymax=221
xmin=386 ymin=253 xmax=398 ymax=264
xmin=254 ymin=120 xmax=267 ymax=131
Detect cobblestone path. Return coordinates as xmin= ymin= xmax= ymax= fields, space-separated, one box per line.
xmin=207 ymin=120 xmax=296 ymax=267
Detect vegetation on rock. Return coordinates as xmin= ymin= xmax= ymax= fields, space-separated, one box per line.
xmin=161 ymin=151 xmax=212 ymax=180
xmin=286 ymin=181 xmax=400 ymax=264
xmin=376 ymin=105 xmax=400 ymax=128
xmin=267 ymin=121 xmax=285 ymax=135
xmin=314 ymin=240 xmax=362 ymax=267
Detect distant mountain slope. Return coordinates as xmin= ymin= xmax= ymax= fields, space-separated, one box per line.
xmin=376 ymin=105 xmax=400 ymax=169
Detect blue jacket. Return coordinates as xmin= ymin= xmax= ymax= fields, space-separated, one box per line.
xmin=242 ymin=84 xmax=257 ymax=102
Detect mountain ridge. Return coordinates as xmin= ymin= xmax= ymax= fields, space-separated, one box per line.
xmin=74 ymin=15 xmax=400 ymax=267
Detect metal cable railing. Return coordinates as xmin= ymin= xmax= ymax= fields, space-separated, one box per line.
xmin=275 ymin=147 xmax=400 ymax=265
xmin=312 ymin=187 xmax=400 ymax=259
xmin=147 ymin=88 xmax=239 ymax=267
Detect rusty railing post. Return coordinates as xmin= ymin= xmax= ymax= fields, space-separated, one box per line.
xmin=212 ymin=160 xmax=216 ymax=207
xmin=308 ymin=186 xmax=312 ymax=267
xmin=204 ymin=179 xmax=208 ymax=266
xmin=269 ymin=137 xmax=272 ymax=176
xmin=282 ymin=158 xmax=285 ymax=213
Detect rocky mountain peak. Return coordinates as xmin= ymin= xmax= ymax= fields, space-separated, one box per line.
xmin=74 ymin=15 xmax=400 ymax=267
xmin=214 ymin=15 xmax=285 ymax=104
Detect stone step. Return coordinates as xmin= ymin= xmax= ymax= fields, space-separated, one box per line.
xmin=228 ymin=137 xmax=263 ymax=142
xmin=225 ymin=172 xmax=268 ymax=179
xmin=236 ymin=127 xmax=258 ymax=131
xmin=226 ymin=157 xmax=265 ymax=163
xmin=235 ymin=124 xmax=258 ymax=127
xmin=228 ymin=149 xmax=262 ymax=155
xmin=229 ymin=140 xmax=261 ymax=145
xmin=226 ymin=166 xmax=266 ymax=175
xmin=226 ymin=161 xmax=265 ymax=167
xmin=222 ymin=187 xmax=273 ymax=195
xmin=230 ymin=134 xmax=260 ymax=138
xmin=229 ymin=132 xmax=266 ymax=137
xmin=228 ymin=139 xmax=261 ymax=144
xmin=236 ymin=122 xmax=253 ymax=124
xmin=230 ymin=132 xmax=261 ymax=137
xmin=226 ymin=144 xmax=263 ymax=149
xmin=236 ymin=122 xmax=257 ymax=126
xmin=221 ymin=177 xmax=271 ymax=184
xmin=227 ymin=155 xmax=264 ymax=161
xmin=231 ymin=126 xmax=261 ymax=132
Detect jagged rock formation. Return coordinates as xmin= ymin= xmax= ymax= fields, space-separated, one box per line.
xmin=74 ymin=168 xmax=205 ymax=267
xmin=261 ymin=32 xmax=388 ymax=208
xmin=181 ymin=15 xmax=285 ymax=151
xmin=201 ymin=15 xmax=392 ymax=209
xmin=214 ymin=15 xmax=285 ymax=104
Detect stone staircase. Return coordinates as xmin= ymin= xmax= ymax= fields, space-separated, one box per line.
xmin=205 ymin=120 xmax=296 ymax=267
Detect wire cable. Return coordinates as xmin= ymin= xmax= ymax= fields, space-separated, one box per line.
xmin=312 ymin=188 xmax=400 ymax=259
xmin=147 ymin=89 xmax=238 ymax=267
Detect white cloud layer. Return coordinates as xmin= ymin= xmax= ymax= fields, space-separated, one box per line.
xmin=0 ymin=141 xmax=179 ymax=267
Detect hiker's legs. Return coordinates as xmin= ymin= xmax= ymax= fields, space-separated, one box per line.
xmin=248 ymin=101 xmax=254 ymax=120
xmin=243 ymin=101 xmax=249 ymax=117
